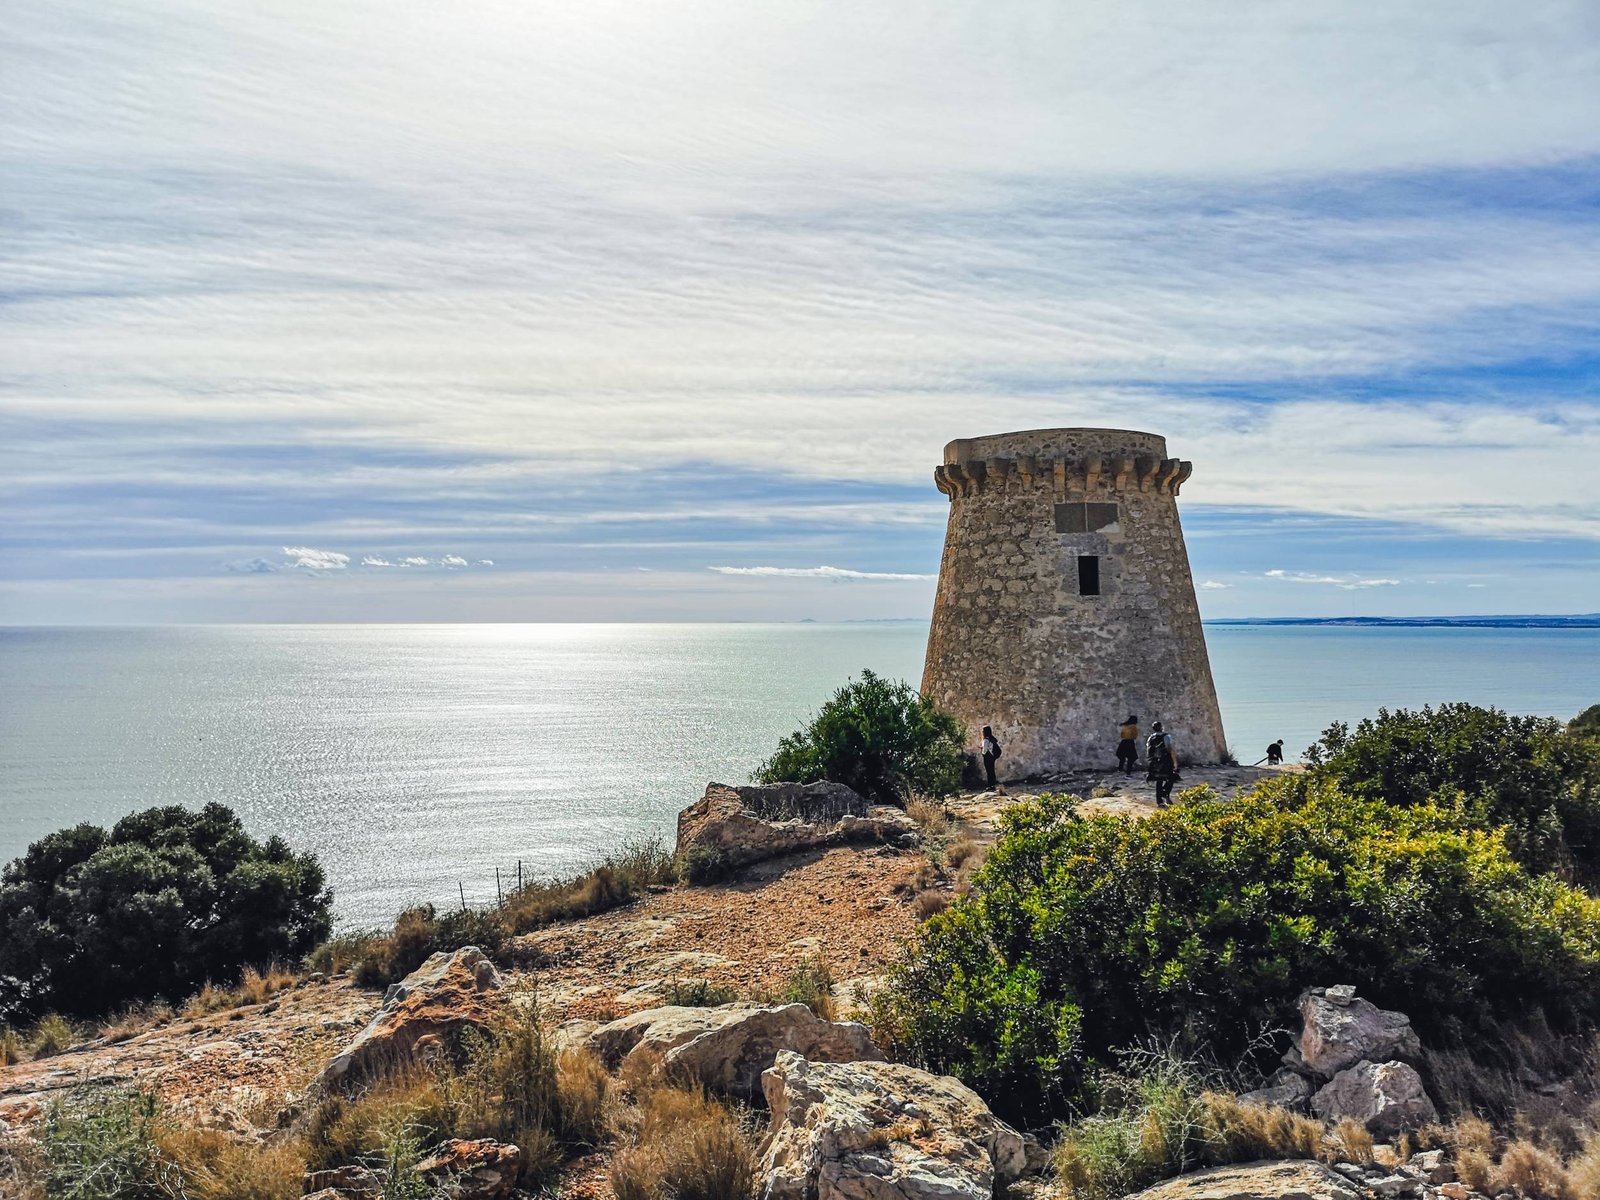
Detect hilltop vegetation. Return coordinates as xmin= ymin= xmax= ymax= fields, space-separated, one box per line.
xmin=0 ymin=804 xmax=330 ymax=1022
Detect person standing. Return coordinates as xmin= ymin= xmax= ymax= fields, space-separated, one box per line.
xmin=1116 ymin=714 xmax=1139 ymax=775
xmin=1146 ymin=721 xmax=1178 ymax=808
xmin=981 ymin=725 xmax=1003 ymax=790
xmin=1266 ymin=739 xmax=1285 ymax=766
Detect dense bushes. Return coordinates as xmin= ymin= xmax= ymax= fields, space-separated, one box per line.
xmin=754 ymin=670 xmax=967 ymax=803
xmin=1306 ymin=703 xmax=1600 ymax=882
xmin=874 ymin=779 xmax=1600 ymax=1123
xmin=0 ymin=804 xmax=330 ymax=1022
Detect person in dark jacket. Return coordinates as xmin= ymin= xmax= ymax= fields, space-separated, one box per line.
xmin=1116 ymin=714 xmax=1139 ymax=775
xmin=981 ymin=725 xmax=1002 ymax=790
xmin=1266 ymin=739 xmax=1285 ymax=766
xmin=1146 ymin=721 xmax=1178 ymax=807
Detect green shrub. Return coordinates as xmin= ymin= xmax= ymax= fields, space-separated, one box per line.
xmin=755 ymin=670 xmax=967 ymax=804
xmin=501 ymin=839 xmax=676 ymax=935
xmin=661 ymin=978 xmax=740 ymax=1007
xmin=875 ymin=779 xmax=1600 ymax=1123
xmin=39 ymin=1087 xmax=177 ymax=1200
xmin=1571 ymin=704 xmax=1600 ymax=738
xmin=1306 ymin=703 xmax=1600 ymax=881
xmin=0 ymin=803 xmax=330 ymax=1022
xmin=773 ymin=956 xmax=836 ymax=1020
xmin=678 ymin=843 xmax=733 ymax=885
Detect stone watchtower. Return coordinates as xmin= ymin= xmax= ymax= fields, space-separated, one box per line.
xmin=922 ymin=427 xmax=1226 ymax=777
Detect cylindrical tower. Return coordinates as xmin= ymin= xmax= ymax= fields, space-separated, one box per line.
xmin=922 ymin=427 xmax=1226 ymax=777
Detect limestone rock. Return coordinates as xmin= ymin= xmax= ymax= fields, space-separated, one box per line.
xmin=676 ymin=782 xmax=914 ymax=876
xmin=1238 ymin=1069 xmax=1314 ymax=1113
xmin=1300 ymin=988 xmax=1420 ymax=1077
xmin=759 ymin=1049 xmax=1024 ymax=1200
xmin=1310 ymin=1060 xmax=1438 ymax=1136
xmin=310 ymin=947 xmax=501 ymax=1094
xmin=586 ymin=1003 xmax=881 ymax=1102
xmin=303 ymin=1164 xmax=382 ymax=1196
xmin=1124 ymin=1160 xmax=1362 ymax=1200
xmin=417 ymin=1137 xmax=522 ymax=1200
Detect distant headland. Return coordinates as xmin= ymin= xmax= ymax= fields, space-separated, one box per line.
xmin=1204 ymin=613 xmax=1600 ymax=628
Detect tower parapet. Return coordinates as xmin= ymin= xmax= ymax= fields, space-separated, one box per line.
xmin=921 ymin=427 xmax=1226 ymax=777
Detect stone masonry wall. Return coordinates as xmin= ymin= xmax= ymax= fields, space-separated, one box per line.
xmin=922 ymin=427 xmax=1227 ymax=777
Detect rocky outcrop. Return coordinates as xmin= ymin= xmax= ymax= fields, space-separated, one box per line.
xmin=1237 ymin=1069 xmax=1314 ymax=1113
xmin=1311 ymin=1059 xmax=1438 ymax=1136
xmin=1299 ymin=986 xmax=1421 ymax=1076
xmin=760 ymin=1050 xmax=1025 ymax=1200
xmin=417 ymin=1138 xmax=522 ymax=1199
xmin=1124 ymin=1161 xmax=1363 ymax=1200
xmin=585 ymin=1003 xmax=881 ymax=1102
xmin=309 ymin=947 xmax=501 ymax=1094
xmin=676 ymin=783 xmax=915 ymax=877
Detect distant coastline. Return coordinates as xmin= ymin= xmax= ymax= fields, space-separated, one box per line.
xmin=1203 ymin=614 xmax=1600 ymax=629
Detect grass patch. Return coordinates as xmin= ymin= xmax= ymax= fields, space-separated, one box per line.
xmin=28 ymin=1013 xmax=74 ymax=1059
xmin=155 ymin=1127 xmax=306 ymax=1200
xmin=661 ymin=979 xmax=740 ymax=1007
xmin=1052 ymin=1051 xmax=1327 ymax=1200
xmin=769 ymin=956 xmax=835 ymax=1020
xmin=0 ymin=1026 xmax=22 ymax=1066
xmin=38 ymin=1087 xmax=178 ymax=1200
xmin=609 ymin=1085 xmax=757 ymax=1200
xmin=182 ymin=964 xmax=298 ymax=1018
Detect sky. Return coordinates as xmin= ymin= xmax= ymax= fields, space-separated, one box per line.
xmin=2 ymin=0 xmax=1597 ymax=623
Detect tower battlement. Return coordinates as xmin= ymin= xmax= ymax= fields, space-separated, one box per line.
xmin=921 ymin=426 xmax=1226 ymax=777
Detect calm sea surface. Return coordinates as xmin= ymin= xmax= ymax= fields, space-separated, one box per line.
xmin=2 ymin=623 xmax=1596 ymax=924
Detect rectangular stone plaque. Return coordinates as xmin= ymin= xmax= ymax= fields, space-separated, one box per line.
xmin=1054 ymin=502 xmax=1119 ymax=533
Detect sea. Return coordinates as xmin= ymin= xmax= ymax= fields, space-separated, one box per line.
xmin=2 ymin=623 xmax=1596 ymax=925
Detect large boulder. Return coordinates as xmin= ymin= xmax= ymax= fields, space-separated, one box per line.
xmin=760 ymin=1050 xmax=1025 ymax=1200
xmin=309 ymin=947 xmax=501 ymax=1094
xmin=677 ymin=782 xmax=915 ymax=876
xmin=586 ymin=1003 xmax=881 ymax=1102
xmin=1124 ymin=1161 xmax=1362 ymax=1200
xmin=1298 ymin=986 xmax=1420 ymax=1077
xmin=1310 ymin=1059 xmax=1438 ymax=1136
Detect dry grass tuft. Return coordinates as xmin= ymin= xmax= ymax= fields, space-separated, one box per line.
xmin=905 ymin=798 xmax=951 ymax=840
xmin=98 ymin=1001 xmax=174 ymax=1044
xmin=28 ymin=1014 xmax=74 ymax=1059
xmin=912 ymin=890 xmax=949 ymax=920
xmin=1499 ymin=1139 xmax=1574 ymax=1200
xmin=1335 ymin=1116 xmax=1374 ymax=1164
xmin=303 ymin=1064 xmax=455 ymax=1171
xmin=0 ymin=1026 xmax=23 ymax=1066
xmin=1199 ymin=1092 xmax=1323 ymax=1163
xmin=179 ymin=965 xmax=296 ymax=1020
xmin=156 ymin=1127 xmax=307 ymax=1200
xmin=0 ymin=1130 xmax=46 ymax=1200
xmin=944 ymin=837 xmax=984 ymax=870
xmin=609 ymin=1085 xmax=756 ymax=1200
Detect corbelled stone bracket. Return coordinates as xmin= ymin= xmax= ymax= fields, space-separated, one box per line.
xmin=934 ymin=455 xmax=1192 ymax=500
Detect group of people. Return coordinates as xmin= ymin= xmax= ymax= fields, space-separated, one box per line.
xmin=974 ymin=719 xmax=1288 ymax=810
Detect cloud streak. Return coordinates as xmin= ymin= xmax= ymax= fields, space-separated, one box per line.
xmin=709 ymin=565 xmax=936 ymax=581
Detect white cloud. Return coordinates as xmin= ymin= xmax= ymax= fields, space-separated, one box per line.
xmin=709 ymin=565 xmax=935 ymax=581
xmin=281 ymin=546 xmax=349 ymax=570
xmin=401 ymin=557 xmax=430 ymax=567
xmin=440 ymin=554 xmax=469 ymax=567
xmin=361 ymin=556 xmax=395 ymax=567
xmin=1200 ymin=580 xmax=1231 ymax=590
xmin=476 ymin=559 xmax=494 ymax=567
xmin=1266 ymin=569 xmax=1400 ymax=590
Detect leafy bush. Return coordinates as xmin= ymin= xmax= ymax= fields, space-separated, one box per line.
xmin=874 ymin=779 xmax=1600 ymax=1122
xmin=1306 ymin=703 xmax=1600 ymax=881
xmin=0 ymin=803 xmax=330 ymax=1021
xmin=755 ymin=670 xmax=967 ymax=804
xmin=38 ymin=1088 xmax=177 ymax=1200
xmin=662 ymin=978 xmax=740 ymax=1007
xmin=1571 ymin=704 xmax=1600 ymax=738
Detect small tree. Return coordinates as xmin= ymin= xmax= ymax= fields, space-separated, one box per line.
xmin=755 ymin=670 xmax=967 ymax=804
xmin=0 ymin=803 xmax=331 ymax=1021
xmin=1571 ymin=704 xmax=1600 ymax=738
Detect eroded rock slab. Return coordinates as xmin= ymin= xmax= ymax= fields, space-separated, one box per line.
xmin=677 ymin=782 xmax=914 ymax=876
xmin=586 ymin=1003 xmax=881 ymax=1102
xmin=1125 ymin=1160 xmax=1362 ymax=1200
xmin=760 ymin=1049 xmax=1024 ymax=1200
xmin=310 ymin=947 xmax=501 ymax=1094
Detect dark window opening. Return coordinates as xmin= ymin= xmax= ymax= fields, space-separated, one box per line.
xmin=1055 ymin=502 xmax=1120 ymax=533
xmin=1078 ymin=555 xmax=1101 ymax=596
